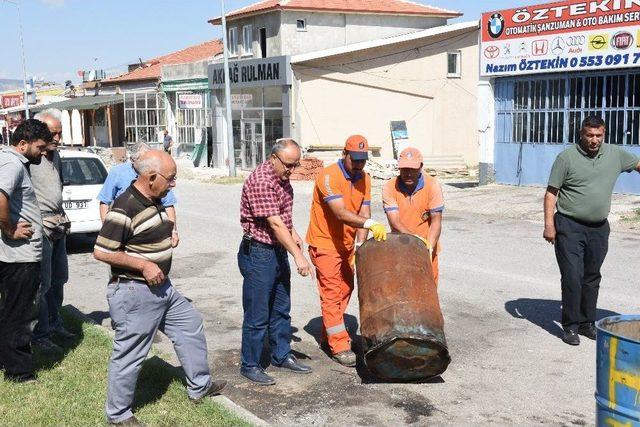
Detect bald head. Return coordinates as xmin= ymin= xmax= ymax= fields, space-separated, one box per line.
xmin=134 ymin=150 xmax=177 ymax=200
xmin=34 ymin=111 xmax=62 ymax=148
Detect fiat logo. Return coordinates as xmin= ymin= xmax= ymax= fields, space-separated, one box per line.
xmin=611 ymin=31 xmax=633 ymax=50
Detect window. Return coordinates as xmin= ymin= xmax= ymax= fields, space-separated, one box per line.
xmin=495 ymin=70 xmax=640 ymax=146
xmin=242 ymin=25 xmax=253 ymax=56
xmin=296 ymin=19 xmax=306 ymax=31
xmin=61 ymin=158 xmax=107 ymax=186
xmin=447 ymin=51 xmax=461 ymax=78
xmin=228 ymin=27 xmax=238 ymax=56
xmin=174 ymin=91 xmax=210 ymax=146
xmin=124 ymin=92 xmax=167 ymax=145
xmin=259 ymin=28 xmax=267 ymax=58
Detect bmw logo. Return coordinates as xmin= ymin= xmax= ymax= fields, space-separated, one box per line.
xmin=488 ymin=13 xmax=505 ymax=39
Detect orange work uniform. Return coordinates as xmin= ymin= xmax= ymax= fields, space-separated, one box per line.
xmin=306 ymin=160 xmax=371 ymax=354
xmin=382 ymin=174 xmax=444 ymax=284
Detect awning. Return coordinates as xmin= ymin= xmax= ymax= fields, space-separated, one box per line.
xmin=31 ymin=94 xmax=123 ymax=112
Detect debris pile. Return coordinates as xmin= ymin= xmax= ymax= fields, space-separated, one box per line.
xmin=365 ymin=159 xmax=398 ymax=180
xmin=290 ymin=157 xmax=324 ymax=181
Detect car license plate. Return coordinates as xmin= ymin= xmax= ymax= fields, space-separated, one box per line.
xmin=63 ymin=200 xmax=89 ymax=210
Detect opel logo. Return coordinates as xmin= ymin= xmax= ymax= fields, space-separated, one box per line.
xmin=590 ymin=35 xmax=607 ymax=50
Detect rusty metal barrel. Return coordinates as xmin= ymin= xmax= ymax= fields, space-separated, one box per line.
xmin=356 ymin=233 xmax=450 ymax=381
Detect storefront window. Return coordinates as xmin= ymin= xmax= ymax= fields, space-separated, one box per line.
xmin=124 ymin=92 xmax=167 ymax=145
xmin=173 ymin=91 xmax=210 ymax=149
xmin=496 ymin=70 xmax=640 ymax=146
xmin=217 ymin=86 xmax=284 ymax=170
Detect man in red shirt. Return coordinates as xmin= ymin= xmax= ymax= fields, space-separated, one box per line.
xmin=238 ymin=138 xmax=313 ymax=385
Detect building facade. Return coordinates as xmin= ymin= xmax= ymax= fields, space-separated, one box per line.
xmin=207 ymin=0 xmax=480 ymax=172
xmin=479 ymin=0 xmax=640 ymax=193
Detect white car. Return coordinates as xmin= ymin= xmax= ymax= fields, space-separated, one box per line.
xmin=59 ymin=150 xmax=108 ymax=235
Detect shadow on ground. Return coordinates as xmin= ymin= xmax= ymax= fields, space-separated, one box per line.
xmin=133 ymin=356 xmax=185 ymax=410
xmin=33 ymin=309 xmax=86 ymax=372
xmin=66 ymin=233 xmax=98 ymax=254
xmin=504 ymin=298 xmax=620 ymax=338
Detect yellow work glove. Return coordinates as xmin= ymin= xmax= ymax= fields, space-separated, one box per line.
xmin=414 ymin=235 xmax=433 ymax=256
xmin=364 ymin=219 xmax=387 ymax=242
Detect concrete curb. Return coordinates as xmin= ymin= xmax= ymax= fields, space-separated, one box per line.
xmin=211 ymin=395 xmax=270 ymax=426
xmin=63 ymin=305 xmax=270 ymax=426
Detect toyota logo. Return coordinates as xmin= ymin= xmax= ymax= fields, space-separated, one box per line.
xmin=484 ymin=45 xmax=500 ymax=59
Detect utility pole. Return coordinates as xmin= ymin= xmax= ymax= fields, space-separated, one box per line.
xmin=220 ymin=0 xmax=236 ymax=176
xmin=2 ymin=0 xmax=30 ymax=117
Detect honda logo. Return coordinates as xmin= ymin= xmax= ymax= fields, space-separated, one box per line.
xmin=532 ymin=40 xmax=548 ymax=56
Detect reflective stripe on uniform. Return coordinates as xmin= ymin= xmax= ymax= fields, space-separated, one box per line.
xmin=326 ymin=323 xmax=346 ymax=336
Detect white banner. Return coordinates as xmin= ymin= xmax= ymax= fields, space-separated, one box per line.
xmin=481 ymin=1 xmax=640 ymax=77
xmin=178 ymin=93 xmax=204 ymax=109
xmin=231 ymin=94 xmax=253 ymax=109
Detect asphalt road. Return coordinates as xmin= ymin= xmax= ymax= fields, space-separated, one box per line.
xmin=65 ymin=179 xmax=640 ymax=426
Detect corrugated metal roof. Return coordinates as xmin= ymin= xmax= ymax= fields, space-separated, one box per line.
xmin=31 ymin=94 xmax=123 ymax=112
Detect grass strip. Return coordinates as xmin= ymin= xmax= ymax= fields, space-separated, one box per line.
xmin=0 ymin=309 xmax=250 ymax=427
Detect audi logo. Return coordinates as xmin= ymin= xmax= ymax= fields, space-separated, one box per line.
xmin=565 ymin=36 xmax=585 ymax=46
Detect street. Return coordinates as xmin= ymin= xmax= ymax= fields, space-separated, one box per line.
xmin=65 ymin=179 xmax=640 ymax=425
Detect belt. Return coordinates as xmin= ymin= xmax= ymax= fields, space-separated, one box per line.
xmin=109 ymin=277 xmax=147 ymax=285
xmin=241 ymin=235 xmax=283 ymax=251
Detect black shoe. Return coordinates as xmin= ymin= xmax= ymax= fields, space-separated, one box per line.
xmin=275 ymin=354 xmax=312 ymax=374
xmin=32 ymin=337 xmax=63 ymax=354
xmin=562 ymin=330 xmax=580 ymax=346
xmin=240 ymin=367 xmax=276 ymax=386
xmin=109 ymin=415 xmax=144 ymax=426
xmin=4 ymin=372 xmax=37 ymax=383
xmin=51 ymin=327 xmax=76 ymax=340
xmin=578 ymin=323 xmax=597 ymax=340
xmin=189 ymin=380 xmax=227 ymax=404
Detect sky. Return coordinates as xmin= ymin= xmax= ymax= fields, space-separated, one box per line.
xmin=0 ymin=0 xmax=544 ymax=84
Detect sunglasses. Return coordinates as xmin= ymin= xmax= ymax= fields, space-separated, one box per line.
xmin=274 ymin=154 xmax=300 ymax=170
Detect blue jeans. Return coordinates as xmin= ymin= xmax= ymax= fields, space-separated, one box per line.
xmin=237 ymin=240 xmax=292 ymax=369
xmin=33 ymin=235 xmax=69 ymax=340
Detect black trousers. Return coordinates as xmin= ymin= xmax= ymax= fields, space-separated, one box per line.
xmin=0 ymin=261 xmax=41 ymax=376
xmin=554 ymin=213 xmax=609 ymax=330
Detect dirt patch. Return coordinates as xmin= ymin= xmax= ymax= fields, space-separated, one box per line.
xmin=208 ymin=344 xmax=441 ymax=426
xmin=600 ymin=319 xmax=640 ymax=342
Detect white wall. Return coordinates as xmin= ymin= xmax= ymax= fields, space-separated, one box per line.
xmin=293 ymin=28 xmax=480 ymax=166
xmin=225 ymin=11 xmax=450 ymax=58
xmin=280 ymin=12 xmax=448 ymax=56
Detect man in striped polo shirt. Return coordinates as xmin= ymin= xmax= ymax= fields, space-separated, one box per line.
xmin=94 ymin=150 xmax=225 ymax=425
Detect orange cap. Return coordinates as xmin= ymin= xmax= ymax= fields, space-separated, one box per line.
xmin=344 ymin=135 xmax=369 ymax=160
xmin=398 ymin=147 xmax=423 ymax=169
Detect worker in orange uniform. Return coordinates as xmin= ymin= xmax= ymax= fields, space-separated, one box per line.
xmin=306 ymin=135 xmax=387 ymax=367
xmin=382 ymin=147 xmax=444 ymax=285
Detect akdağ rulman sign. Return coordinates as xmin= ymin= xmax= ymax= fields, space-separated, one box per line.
xmin=480 ymin=0 xmax=640 ymax=76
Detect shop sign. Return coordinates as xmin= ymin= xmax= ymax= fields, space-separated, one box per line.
xmin=481 ymin=0 xmax=640 ymax=76
xmin=178 ymin=93 xmax=204 ymax=109
xmin=208 ymin=56 xmax=291 ymax=89
xmin=1 ymin=94 xmax=23 ymax=109
xmin=231 ymin=94 xmax=253 ymax=109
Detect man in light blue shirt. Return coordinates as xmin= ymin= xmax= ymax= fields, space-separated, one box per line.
xmin=98 ymin=143 xmax=179 ymax=247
